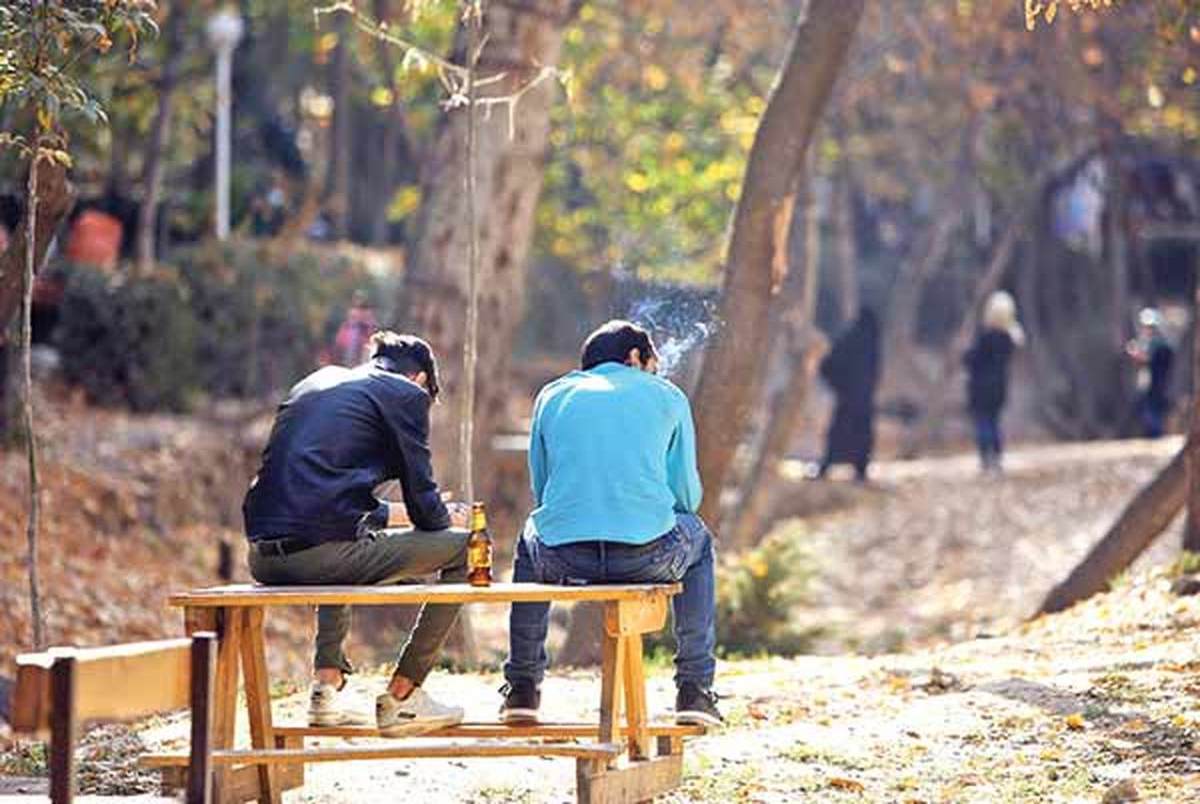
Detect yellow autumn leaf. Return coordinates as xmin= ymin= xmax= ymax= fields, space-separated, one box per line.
xmin=1065 ymin=713 xmax=1086 ymax=730
xmin=829 ymin=777 xmax=865 ymax=793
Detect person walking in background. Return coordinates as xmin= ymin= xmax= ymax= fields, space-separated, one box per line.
xmin=1126 ymin=307 xmax=1175 ymax=438
xmin=331 ymin=290 xmax=379 ymax=367
xmin=815 ymin=307 xmax=882 ymax=483
xmin=964 ymin=291 xmax=1025 ymax=473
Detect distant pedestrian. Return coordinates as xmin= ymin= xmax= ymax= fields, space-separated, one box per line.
xmin=964 ymin=291 xmax=1025 ymax=473
xmin=331 ymin=291 xmax=379 ymax=367
xmin=816 ymin=307 xmax=881 ymax=482
xmin=1125 ymin=307 xmax=1174 ymax=438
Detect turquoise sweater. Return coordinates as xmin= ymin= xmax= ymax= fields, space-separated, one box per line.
xmin=528 ymin=362 xmax=703 ymax=546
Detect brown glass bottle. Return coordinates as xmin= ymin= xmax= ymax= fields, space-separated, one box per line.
xmin=467 ymin=502 xmax=493 ymax=587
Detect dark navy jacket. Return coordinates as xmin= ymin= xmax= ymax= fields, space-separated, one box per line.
xmin=242 ymin=359 xmax=450 ymax=542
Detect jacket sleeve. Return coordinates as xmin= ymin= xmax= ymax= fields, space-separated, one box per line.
xmin=666 ymin=392 xmax=703 ymax=514
xmin=383 ymin=391 xmax=451 ymax=532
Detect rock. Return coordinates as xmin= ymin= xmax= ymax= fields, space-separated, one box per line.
xmin=1101 ymin=778 xmax=1140 ymax=803
xmin=1170 ymin=575 xmax=1200 ymax=597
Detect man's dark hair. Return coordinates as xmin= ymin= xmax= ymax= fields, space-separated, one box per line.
xmin=370 ymin=331 xmax=441 ymax=402
xmin=580 ymin=319 xmax=659 ymax=371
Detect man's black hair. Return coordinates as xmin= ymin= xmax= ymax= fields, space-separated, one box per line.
xmin=580 ymin=319 xmax=659 ymax=371
xmin=370 ymin=331 xmax=441 ymax=402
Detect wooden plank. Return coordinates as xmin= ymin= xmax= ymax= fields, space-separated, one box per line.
xmin=656 ymin=734 xmax=683 ymax=757
xmin=620 ymin=636 xmax=650 ymax=760
xmin=169 ymin=582 xmax=680 ymax=608
xmin=143 ymin=741 xmax=623 ymax=767
xmin=576 ymin=754 xmax=684 ymax=804
xmin=598 ymin=619 xmax=625 ymax=750
xmin=154 ymin=737 xmax=303 ymax=803
xmin=158 ymin=764 xmax=275 ymax=804
xmin=275 ymin=734 xmax=304 ymax=793
xmin=49 ymin=655 xmax=77 ymax=804
xmin=188 ymin=633 xmax=217 ymax=804
xmin=14 ymin=640 xmax=192 ymax=730
xmin=237 ymin=609 xmax=279 ymax=804
xmin=269 ymin=722 xmax=706 ymax=740
xmin=10 ymin=652 xmax=53 ymax=734
xmin=209 ymin=608 xmax=243 ymax=804
xmin=604 ymin=597 xmax=668 ymax=637
xmin=69 ymin=641 xmax=192 ymax=724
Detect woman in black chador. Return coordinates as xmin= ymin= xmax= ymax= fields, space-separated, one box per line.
xmin=816 ymin=307 xmax=881 ymax=482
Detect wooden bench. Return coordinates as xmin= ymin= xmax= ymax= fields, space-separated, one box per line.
xmin=143 ymin=582 xmax=701 ymax=804
xmin=10 ymin=634 xmax=218 ymax=804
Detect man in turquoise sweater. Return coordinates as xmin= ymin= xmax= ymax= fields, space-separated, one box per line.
xmin=500 ymin=320 xmax=721 ymax=727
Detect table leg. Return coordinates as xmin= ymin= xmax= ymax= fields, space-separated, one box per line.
xmin=206 ymin=607 xmax=243 ymax=804
xmin=621 ymin=634 xmax=650 ymax=760
xmin=239 ymin=608 xmax=280 ymax=804
xmin=598 ymin=618 xmax=625 ymax=752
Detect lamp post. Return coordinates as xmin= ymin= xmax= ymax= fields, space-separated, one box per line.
xmin=207 ymin=8 xmax=243 ymax=241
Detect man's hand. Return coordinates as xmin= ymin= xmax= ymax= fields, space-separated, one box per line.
xmin=446 ymin=501 xmax=470 ymax=529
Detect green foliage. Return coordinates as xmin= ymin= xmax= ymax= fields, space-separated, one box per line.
xmin=0 ymin=1 xmax=157 ymax=131
xmin=0 ymin=739 xmax=47 ymax=777
xmin=714 ymin=530 xmax=821 ymax=657
xmin=55 ymin=242 xmax=378 ymax=411
xmin=57 ymin=263 xmax=197 ymax=411
xmin=536 ymin=2 xmax=785 ymax=283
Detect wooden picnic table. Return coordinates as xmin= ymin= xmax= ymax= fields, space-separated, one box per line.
xmin=142 ymin=582 xmax=699 ymax=804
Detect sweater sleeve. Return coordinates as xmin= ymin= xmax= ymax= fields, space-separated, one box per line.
xmin=666 ymin=392 xmax=703 ymax=514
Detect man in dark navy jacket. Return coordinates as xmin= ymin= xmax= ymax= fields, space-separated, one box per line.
xmin=244 ymin=331 xmax=469 ymax=736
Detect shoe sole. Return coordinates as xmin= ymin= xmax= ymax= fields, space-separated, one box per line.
xmin=309 ymin=713 xmax=370 ymax=727
xmin=378 ymin=713 xmax=463 ymax=738
xmin=675 ymin=710 xmax=722 ymax=728
xmin=501 ymin=708 xmax=539 ymax=725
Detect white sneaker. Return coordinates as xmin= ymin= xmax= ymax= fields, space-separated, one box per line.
xmin=308 ymin=682 xmax=369 ymax=727
xmin=376 ymin=687 xmax=465 ymax=737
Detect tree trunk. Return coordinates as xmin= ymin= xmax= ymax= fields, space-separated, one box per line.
xmin=729 ymin=157 xmax=825 ymax=550
xmin=328 ymin=12 xmax=352 ymax=241
xmin=23 ymin=142 xmax=44 ymax=650
xmin=402 ymin=0 xmax=579 ymax=498
xmin=135 ymin=2 xmax=187 ymax=274
xmin=692 ymin=0 xmax=865 ymax=525
xmin=1184 ymin=282 xmax=1200 ymax=552
xmin=0 ymin=160 xmax=74 ymax=331
xmin=1039 ymin=447 xmax=1186 ymax=614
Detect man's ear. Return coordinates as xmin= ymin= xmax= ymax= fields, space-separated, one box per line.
xmin=626 ymin=347 xmax=642 ymax=367
xmin=413 ymin=370 xmax=429 ymax=390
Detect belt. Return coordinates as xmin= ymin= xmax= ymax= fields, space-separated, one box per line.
xmin=555 ymin=536 xmax=664 ymax=556
xmin=252 ymin=536 xmax=321 ymax=557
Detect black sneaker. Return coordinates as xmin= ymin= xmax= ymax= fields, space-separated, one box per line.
xmin=499 ymin=681 xmax=540 ymax=724
xmin=675 ymin=682 xmax=723 ymax=727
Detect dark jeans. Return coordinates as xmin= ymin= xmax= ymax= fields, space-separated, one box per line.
xmin=504 ymin=513 xmax=717 ymax=689
xmin=1138 ymin=395 xmax=1168 ymax=438
xmin=248 ymin=527 xmax=469 ymax=684
xmin=974 ymin=413 xmax=1003 ymax=469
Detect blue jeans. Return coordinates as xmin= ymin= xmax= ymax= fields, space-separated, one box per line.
xmin=974 ymin=413 xmax=1002 ymax=468
xmin=504 ymin=513 xmax=717 ymax=689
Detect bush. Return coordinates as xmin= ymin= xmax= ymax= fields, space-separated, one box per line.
xmin=714 ymin=530 xmax=821 ymax=657
xmin=54 ymin=241 xmax=381 ymax=410
xmin=643 ymin=529 xmax=822 ymax=661
xmin=56 ymin=266 xmax=198 ymax=411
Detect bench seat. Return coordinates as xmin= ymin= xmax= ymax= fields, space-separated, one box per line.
xmin=169 ymin=582 xmax=680 ymax=607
